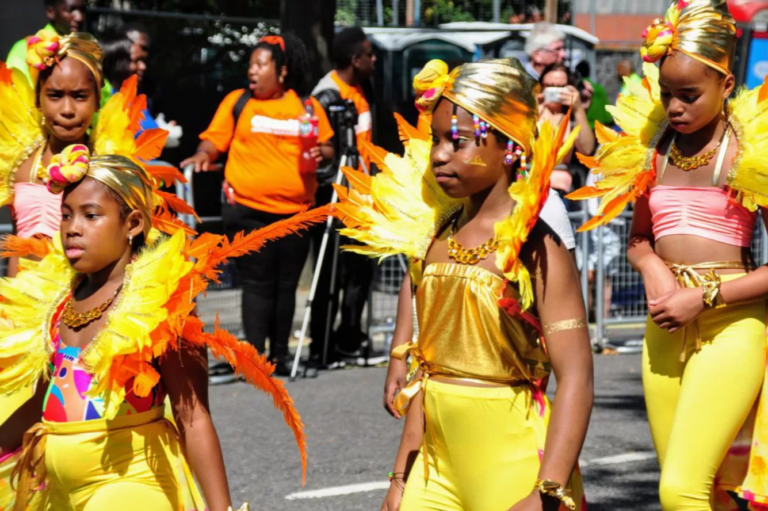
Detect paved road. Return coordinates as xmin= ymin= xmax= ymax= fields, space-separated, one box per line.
xmin=210 ymin=352 xmax=660 ymax=511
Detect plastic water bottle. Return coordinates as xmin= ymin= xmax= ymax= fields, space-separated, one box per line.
xmin=299 ymin=99 xmax=319 ymax=172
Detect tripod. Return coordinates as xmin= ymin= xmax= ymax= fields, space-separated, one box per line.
xmin=290 ymin=103 xmax=362 ymax=380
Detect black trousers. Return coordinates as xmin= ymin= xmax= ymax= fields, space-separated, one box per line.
xmin=309 ymin=185 xmax=374 ymax=361
xmin=223 ymin=202 xmax=310 ymax=362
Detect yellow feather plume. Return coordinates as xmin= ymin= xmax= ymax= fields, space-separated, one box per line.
xmin=333 ymin=116 xmax=463 ymax=264
xmin=0 ymin=237 xmax=74 ymax=394
xmin=496 ymin=117 xmax=578 ymax=310
xmin=725 ymin=76 xmax=768 ymax=210
xmin=567 ymin=63 xmax=667 ymax=231
xmin=0 ymin=62 xmax=45 ymax=208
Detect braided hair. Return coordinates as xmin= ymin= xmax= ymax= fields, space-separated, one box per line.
xmin=254 ymin=33 xmax=311 ymax=97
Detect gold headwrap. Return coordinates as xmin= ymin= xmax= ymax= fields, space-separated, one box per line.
xmin=45 ymin=145 xmax=155 ymax=235
xmin=26 ymin=31 xmax=104 ymax=86
xmin=413 ymin=58 xmax=540 ymax=155
xmin=641 ymin=0 xmax=736 ymax=75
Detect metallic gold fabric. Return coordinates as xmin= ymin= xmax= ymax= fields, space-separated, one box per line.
xmin=393 ymin=263 xmax=549 ymax=417
xmin=87 ymin=155 xmax=155 ymax=235
xmin=414 ymin=263 xmax=548 ymax=381
xmin=544 ymin=318 xmax=587 ymax=335
xmin=59 ymin=33 xmax=104 ymax=86
xmin=444 ymin=59 xmax=539 ymax=155
xmin=665 ymin=260 xmax=749 ymax=361
xmin=413 ymin=58 xmax=539 ymax=155
xmin=642 ymin=0 xmax=736 ymax=75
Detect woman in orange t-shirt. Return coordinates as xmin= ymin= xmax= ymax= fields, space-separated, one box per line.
xmin=182 ymin=34 xmax=334 ymax=377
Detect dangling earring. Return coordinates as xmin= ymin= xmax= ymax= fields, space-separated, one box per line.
xmin=480 ymin=120 xmax=488 ymax=139
xmin=504 ymin=140 xmax=514 ymax=165
xmin=451 ymin=114 xmax=459 ymax=141
xmin=128 ymin=234 xmax=133 ymax=245
xmin=518 ymin=147 xmax=527 ymax=177
xmin=473 ymin=115 xmax=481 ymax=138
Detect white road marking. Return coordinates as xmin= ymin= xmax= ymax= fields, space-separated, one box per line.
xmin=580 ymin=451 xmax=656 ymax=467
xmin=285 ymin=482 xmax=391 ymax=500
xmin=285 ymin=451 xmax=657 ymax=500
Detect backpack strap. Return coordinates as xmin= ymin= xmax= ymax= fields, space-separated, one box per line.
xmin=231 ymin=89 xmax=251 ymax=127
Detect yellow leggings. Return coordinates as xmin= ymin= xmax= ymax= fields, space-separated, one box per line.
xmin=18 ymin=408 xmax=205 ymax=511
xmin=643 ymin=295 xmax=766 ymax=510
xmin=401 ymin=380 xmax=584 ymax=511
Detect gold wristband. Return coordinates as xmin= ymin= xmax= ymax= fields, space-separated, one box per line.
xmin=227 ymin=504 xmax=250 ymax=511
xmin=543 ymin=318 xmax=587 ymax=336
xmin=701 ymin=270 xmax=724 ymax=308
xmin=534 ymin=479 xmax=576 ymax=510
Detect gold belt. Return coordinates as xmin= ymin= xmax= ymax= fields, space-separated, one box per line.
xmin=11 ymin=407 xmax=167 ymax=511
xmin=391 ymin=342 xmax=526 ymax=481
xmin=664 ymin=261 xmax=749 ymax=361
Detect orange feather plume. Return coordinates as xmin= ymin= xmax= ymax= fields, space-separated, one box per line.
xmin=153 ymin=208 xmax=197 ymax=236
xmin=155 ymin=190 xmax=201 ymax=222
xmin=182 ymin=315 xmax=308 ymax=484
xmin=134 ymin=128 xmax=169 ymax=163
xmin=0 ymin=235 xmax=52 ymax=259
xmin=147 ymin=165 xmax=187 ymax=187
xmin=206 ymin=204 xmax=332 ymax=270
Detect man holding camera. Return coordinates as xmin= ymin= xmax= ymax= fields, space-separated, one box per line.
xmin=308 ymin=27 xmax=376 ymax=373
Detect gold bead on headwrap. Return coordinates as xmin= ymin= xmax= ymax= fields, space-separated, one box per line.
xmin=641 ymin=0 xmax=736 ymax=75
xmin=413 ymin=58 xmax=540 ymax=156
xmin=26 ymin=31 xmax=104 ymax=86
xmin=45 ymin=145 xmax=155 ymax=235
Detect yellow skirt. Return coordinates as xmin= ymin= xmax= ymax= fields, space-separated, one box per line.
xmin=401 ymin=379 xmax=585 ymax=511
xmin=15 ymin=408 xmax=206 ymax=511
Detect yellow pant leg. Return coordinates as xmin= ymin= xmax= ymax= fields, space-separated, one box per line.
xmin=402 ymin=381 xmax=574 ymax=511
xmin=643 ymin=315 xmax=685 ymax=466
xmin=644 ymin=299 xmax=766 ymax=511
xmin=82 ymin=482 xmax=175 ymax=511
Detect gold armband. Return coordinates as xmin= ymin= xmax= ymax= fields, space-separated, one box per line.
xmin=701 ymin=270 xmax=725 ymax=309
xmin=534 ymin=479 xmax=576 ymax=510
xmin=543 ymin=318 xmax=587 ymax=335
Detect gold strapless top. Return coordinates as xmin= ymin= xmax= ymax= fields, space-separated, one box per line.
xmin=413 ymin=262 xmax=550 ymax=383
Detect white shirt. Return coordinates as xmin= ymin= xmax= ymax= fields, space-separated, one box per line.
xmin=540 ymin=188 xmax=576 ymax=250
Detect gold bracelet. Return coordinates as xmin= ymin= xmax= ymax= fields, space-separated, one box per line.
xmin=534 ymin=479 xmax=576 ymax=510
xmin=227 ymin=504 xmax=250 ymax=511
xmin=543 ymin=318 xmax=587 ymax=335
xmin=701 ymin=270 xmax=724 ymax=308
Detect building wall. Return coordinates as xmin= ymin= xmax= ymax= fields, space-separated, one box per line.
xmin=573 ymin=0 xmax=668 ymax=14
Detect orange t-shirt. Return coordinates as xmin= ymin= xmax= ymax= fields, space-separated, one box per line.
xmin=200 ymin=89 xmax=333 ymax=214
xmin=330 ymin=71 xmax=372 ymax=167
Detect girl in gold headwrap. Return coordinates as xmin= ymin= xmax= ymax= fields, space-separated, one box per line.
xmin=567 ymin=0 xmax=768 ymax=508
xmin=0 ymin=141 xmax=323 ymax=510
xmin=332 ymin=57 xmax=593 ymax=511
xmin=0 ymin=67 xmax=324 ymax=511
xmin=0 ymin=31 xmax=106 ymax=511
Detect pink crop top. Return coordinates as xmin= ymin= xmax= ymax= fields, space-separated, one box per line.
xmin=648 ymin=185 xmax=756 ymax=247
xmin=12 ymin=182 xmax=62 ymax=239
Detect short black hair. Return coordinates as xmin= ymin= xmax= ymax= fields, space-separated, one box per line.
xmin=254 ymin=33 xmax=311 ymax=96
xmin=44 ymin=0 xmax=64 ymax=7
xmin=332 ymin=27 xmax=368 ymax=69
xmin=575 ymin=60 xmax=590 ymax=79
xmin=101 ymin=35 xmax=133 ymax=89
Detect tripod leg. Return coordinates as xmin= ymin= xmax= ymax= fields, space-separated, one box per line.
xmin=290 ymin=154 xmax=348 ymax=380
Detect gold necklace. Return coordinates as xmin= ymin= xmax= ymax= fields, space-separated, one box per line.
xmin=446 ymin=215 xmax=499 ymax=265
xmin=669 ymin=131 xmax=725 ymax=172
xmin=62 ymin=285 xmax=122 ymax=330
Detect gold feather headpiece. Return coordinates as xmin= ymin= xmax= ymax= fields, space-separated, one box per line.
xmin=641 ymin=0 xmax=736 ymax=75
xmin=413 ymin=58 xmax=540 ymax=155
